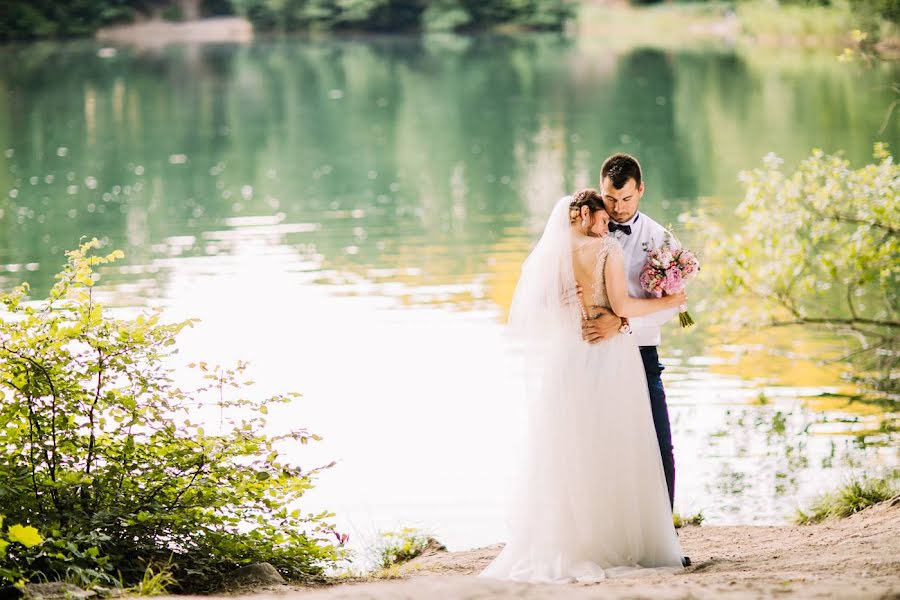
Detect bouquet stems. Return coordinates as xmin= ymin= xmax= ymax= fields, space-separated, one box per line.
xmin=676 ymin=303 xmax=694 ymax=327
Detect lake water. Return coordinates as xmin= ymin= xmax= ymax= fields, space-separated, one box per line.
xmin=1 ymin=33 xmax=898 ymax=558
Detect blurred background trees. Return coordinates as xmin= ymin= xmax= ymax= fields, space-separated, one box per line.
xmin=0 ymin=0 xmax=577 ymax=39
xmin=2 ymin=0 xmax=898 ymax=40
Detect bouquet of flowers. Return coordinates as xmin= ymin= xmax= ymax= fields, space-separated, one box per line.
xmin=639 ymin=235 xmax=700 ymax=327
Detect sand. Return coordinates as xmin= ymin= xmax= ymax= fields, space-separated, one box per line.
xmin=95 ymin=17 xmax=253 ymax=47
xmin=185 ymin=499 xmax=900 ymax=600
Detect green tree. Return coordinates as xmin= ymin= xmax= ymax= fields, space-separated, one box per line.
xmin=0 ymin=0 xmax=233 ymax=40
xmin=0 ymin=239 xmax=341 ymax=590
xmin=0 ymin=0 xmax=145 ymax=40
xmin=702 ymin=144 xmax=899 ymax=400
xmin=233 ymin=0 xmax=573 ymax=31
xmin=850 ymin=0 xmax=900 ymax=26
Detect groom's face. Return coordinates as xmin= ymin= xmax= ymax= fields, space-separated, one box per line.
xmin=601 ymin=176 xmax=643 ymax=223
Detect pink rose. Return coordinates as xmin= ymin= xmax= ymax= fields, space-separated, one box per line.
xmin=663 ymin=269 xmax=683 ymax=293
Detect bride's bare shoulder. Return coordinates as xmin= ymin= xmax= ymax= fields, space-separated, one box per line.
xmin=573 ymin=236 xmax=606 ymax=254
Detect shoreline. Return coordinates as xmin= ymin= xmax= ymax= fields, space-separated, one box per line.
xmin=85 ymin=7 xmax=896 ymax=51
xmin=179 ymin=500 xmax=900 ymax=599
xmin=95 ymin=16 xmax=253 ymax=46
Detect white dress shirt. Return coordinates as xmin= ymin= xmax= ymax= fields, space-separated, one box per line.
xmin=608 ymin=211 xmax=678 ymax=347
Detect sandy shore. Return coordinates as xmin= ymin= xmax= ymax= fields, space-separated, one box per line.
xmin=96 ymin=17 xmax=252 ymax=47
xmin=181 ymin=500 xmax=900 ymax=599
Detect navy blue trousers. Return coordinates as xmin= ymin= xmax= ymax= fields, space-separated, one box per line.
xmin=639 ymin=346 xmax=676 ymax=509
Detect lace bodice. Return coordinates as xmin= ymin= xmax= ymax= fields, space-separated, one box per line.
xmin=573 ymin=235 xmax=623 ymax=318
xmin=592 ymin=235 xmax=623 ymax=309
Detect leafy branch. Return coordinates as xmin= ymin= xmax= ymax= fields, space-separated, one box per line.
xmin=701 ymin=145 xmax=899 ymax=398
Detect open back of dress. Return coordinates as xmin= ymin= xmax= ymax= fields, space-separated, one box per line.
xmin=572 ymin=234 xmax=619 ymax=314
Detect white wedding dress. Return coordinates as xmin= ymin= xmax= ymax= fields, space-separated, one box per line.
xmin=480 ymin=198 xmax=684 ymax=583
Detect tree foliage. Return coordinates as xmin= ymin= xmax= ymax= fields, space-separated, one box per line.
xmin=0 ymin=239 xmax=341 ymax=591
xmin=0 ymin=0 xmax=139 ymax=39
xmin=701 ymin=144 xmax=899 ymax=399
xmin=0 ymin=0 xmax=573 ymax=38
xmin=229 ymin=0 xmax=424 ymax=31
xmin=849 ymin=0 xmax=900 ymax=24
xmin=230 ymin=0 xmax=574 ymax=32
xmin=0 ymin=0 xmax=234 ymax=40
xmin=652 ymin=0 xmax=900 ymax=21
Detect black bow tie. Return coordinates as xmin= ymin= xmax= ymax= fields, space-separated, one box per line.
xmin=608 ymin=222 xmax=632 ymax=235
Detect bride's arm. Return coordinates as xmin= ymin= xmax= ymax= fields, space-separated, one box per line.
xmin=604 ymin=246 xmax=683 ymax=318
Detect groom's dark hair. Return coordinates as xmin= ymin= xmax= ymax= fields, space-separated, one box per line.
xmin=600 ymin=153 xmax=642 ymax=189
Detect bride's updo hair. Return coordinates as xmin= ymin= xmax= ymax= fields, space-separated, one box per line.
xmin=569 ymin=188 xmax=604 ymax=224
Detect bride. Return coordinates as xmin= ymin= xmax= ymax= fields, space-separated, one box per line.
xmin=480 ymin=190 xmax=686 ymax=583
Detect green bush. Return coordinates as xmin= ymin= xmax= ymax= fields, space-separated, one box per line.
xmin=161 ymin=4 xmax=184 ymax=20
xmin=0 ymin=0 xmax=142 ymax=40
xmin=0 ymin=239 xmax=341 ymax=591
xmin=335 ymin=0 xmax=426 ymax=31
xmin=795 ymin=473 xmax=899 ymax=524
xmin=1 ymin=0 xmax=573 ymax=37
xmin=232 ymin=0 xmax=572 ymax=32
xmin=850 ymin=0 xmax=900 ymax=23
xmin=202 ymin=0 xmax=237 ymax=17
xmin=422 ymin=0 xmax=473 ymax=30
xmin=0 ymin=518 xmax=46 ymax=585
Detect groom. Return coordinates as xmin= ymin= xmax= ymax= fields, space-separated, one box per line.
xmin=582 ymin=153 xmax=682 ymax=519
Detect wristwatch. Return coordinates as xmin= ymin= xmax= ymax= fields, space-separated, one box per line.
xmin=618 ymin=318 xmax=632 ymax=334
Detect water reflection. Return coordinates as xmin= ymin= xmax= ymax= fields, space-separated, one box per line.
xmin=0 ymin=34 xmax=898 ymax=549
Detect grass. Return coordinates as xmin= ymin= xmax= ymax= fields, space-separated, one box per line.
xmin=130 ymin=562 xmax=177 ymax=597
xmin=332 ymin=528 xmax=440 ymax=582
xmin=368 ymin=562 xmax=424 ymax=580
xmin=576 ymin=0 xmax=896 ymax=49
xmin=754 ymin=392 xmax=770 ymax=405
xmin=673 ymin=510 xmax=705 ymax=528
xmin=377 ymin=528 xmax=432 ymax=569
xmin=736 ymin=0 xmax=853 ymax=43
xmin=795 ymin=473 xmax=900 ymax=524
xmin=577 ymin=1 xmax=738 ymax=48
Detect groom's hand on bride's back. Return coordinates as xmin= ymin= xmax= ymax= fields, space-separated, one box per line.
xmin=582 ymin=307 xmax=621 ymax=344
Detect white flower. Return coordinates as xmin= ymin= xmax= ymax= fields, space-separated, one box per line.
xmin=660 ymin=251 xmax=673 ymax=267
